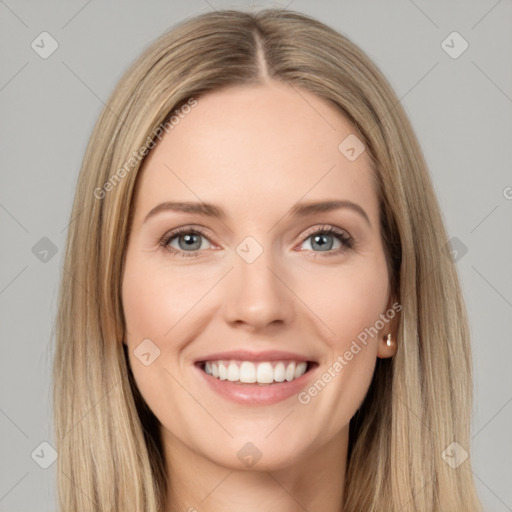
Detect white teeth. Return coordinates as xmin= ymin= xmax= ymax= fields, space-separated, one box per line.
xmin=202 ymin=360 xmax=308 ymax=384
xmin=239 ymin=361 xmax=256 ymax=383
xmin=274 ymin=362 xmax=286 ymax=382
xmin=227 ymin=362 xmax=239 ymax=381
xmin=294 ymin=361 xmax=307 ymax=379
xmin=256 ymin=362 xmax=274 ymax=383
xmin=285 ymin=362 xmax=295 ymax=381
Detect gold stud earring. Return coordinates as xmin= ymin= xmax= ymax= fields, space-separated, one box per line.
xmin=386 ymin=333 xmax=392 ymax=347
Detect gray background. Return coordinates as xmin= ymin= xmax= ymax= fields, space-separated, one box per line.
xmin=1 ymin=0 xmax=511 ymax=510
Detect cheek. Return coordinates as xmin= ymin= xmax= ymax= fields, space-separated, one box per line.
xmin=121 ymin=254 xmax=209 ymax=436
xmin=122 ymin=255 xmax=212 ymax=342
xmin=294 ymin=255 xmax=389 ymax=351
xmin=121 ymin=250 xmax=227 ymax=375
xmin=292 ymin=254 xmax=388 ymax=422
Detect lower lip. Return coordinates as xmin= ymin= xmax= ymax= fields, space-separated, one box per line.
xmin=195 ymin=363 xmax=317 ymax=406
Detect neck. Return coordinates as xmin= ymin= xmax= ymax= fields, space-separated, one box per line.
xmin=163 ymin=426 xmax=348 ymax=512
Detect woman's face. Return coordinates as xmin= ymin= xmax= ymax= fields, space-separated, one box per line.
xmin=122 ymin=80 xmax=396 ymax=471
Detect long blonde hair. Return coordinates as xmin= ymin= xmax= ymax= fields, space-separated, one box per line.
xmin=53 ymin=8 xmax=482 ymax=511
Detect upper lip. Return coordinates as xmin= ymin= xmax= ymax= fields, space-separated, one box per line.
xmin=195 ymin=350 xmax=315 ymax=363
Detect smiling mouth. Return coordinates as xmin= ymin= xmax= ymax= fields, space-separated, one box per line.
xmin=196 ymin=360 xmax=318 ymax=385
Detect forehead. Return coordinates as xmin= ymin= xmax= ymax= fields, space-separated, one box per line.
xmin=133 ymin=82 xmax=378 ymax=225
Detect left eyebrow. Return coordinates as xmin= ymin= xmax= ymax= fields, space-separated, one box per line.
xmin=289 ymin=200 xmax=371 ymax=227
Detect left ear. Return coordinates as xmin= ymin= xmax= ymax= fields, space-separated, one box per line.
xmin=376 ymin=296 xmax=400 ymax=359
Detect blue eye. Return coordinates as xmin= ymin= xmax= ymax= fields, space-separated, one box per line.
xmin=299 ymin=226 xmax=354 ymax=256
xmin=161 ymin=227 xmax=211 ymax=258
xmin=160 ymin=225 xmax=354 ymax=258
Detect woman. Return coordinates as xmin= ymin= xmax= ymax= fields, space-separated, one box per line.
xmin=53 ymin=8 xmax=483 ymax=511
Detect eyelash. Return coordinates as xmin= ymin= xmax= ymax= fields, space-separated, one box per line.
xmin=159 ymin=225 xmax=355 ymax=258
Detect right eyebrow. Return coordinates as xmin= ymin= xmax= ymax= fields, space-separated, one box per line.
xmin=144 ymin=201 xmax=226 ymax=223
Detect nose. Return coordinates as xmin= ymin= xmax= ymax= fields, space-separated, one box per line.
xmin=222 ymin=247 xmax=295 ymax=332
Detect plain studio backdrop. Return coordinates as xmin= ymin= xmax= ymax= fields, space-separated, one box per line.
xmin=0 ymin=0 xmax=511 ymax=510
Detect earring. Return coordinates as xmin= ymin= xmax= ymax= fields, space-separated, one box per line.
xmin=386 ymin=333 xmax=392 ymax=347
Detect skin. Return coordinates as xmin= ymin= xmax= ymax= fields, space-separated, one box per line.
xmin=122 ymin=80 xmax=398 ymax=512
